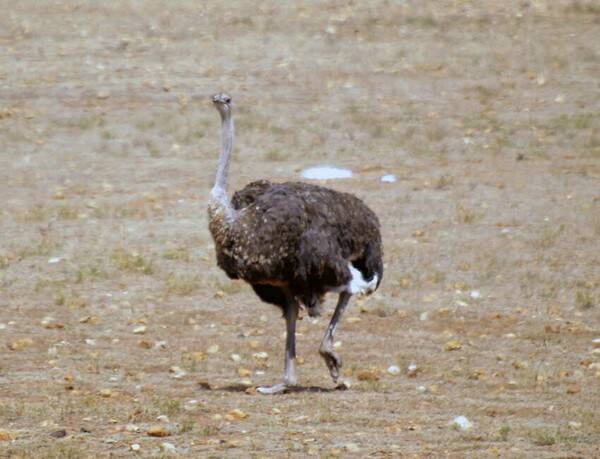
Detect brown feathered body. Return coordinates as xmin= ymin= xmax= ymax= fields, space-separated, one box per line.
xmin=208 ymin=180 xmax=383 ymax=313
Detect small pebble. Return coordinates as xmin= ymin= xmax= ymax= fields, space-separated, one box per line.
xmin=133 ymin=325 xmax=146 ymax=334
xmin=387 ymin=365 xmax=400 ymax=375
xmin=50 ymin=429 xmax=67 ymax=438
xmin=8 ymin=338 xmax=34 ymax=351
xmin=160 ymin=442 xmax=177 ymax=454
xmin=451 ymin=416 xmax=473 ymax=431
xmin=131 ymin=443 xmax=141 ymax=451
xmin=226 ymin=409 xmax=249 ymax=420
xmin=407 ymin=363 xmax=418 ymax=376
xmin=207 ymin=344 xmax=219 ymax=354
xmin=169 ymin=366 xmax=186 ymax=379
xmin=380 ymin=174 xmax=397 ymax=183
xmin=184 ymin=399 xmax=199 ymax=411
xmin=147 ymin=425 xmax=170 ymax=437
xmin=155 ymin=340 xmax=168 ymax=349
xmin=444 ymin=340 xmax=462 ymax=351
xmin=237 ymin=368 xmax=252 ymax=377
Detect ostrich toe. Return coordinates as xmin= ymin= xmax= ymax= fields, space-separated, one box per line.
xmin=319 ymin=347 xmax=342 ymax=383
xmin=256 ymin=383 xmax=290 ymax=395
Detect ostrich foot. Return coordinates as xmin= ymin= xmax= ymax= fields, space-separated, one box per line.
xmin=319 ymin=348 xmax=342 ymax=383
xmin=256 ymin=383 xmax=291 ymax=395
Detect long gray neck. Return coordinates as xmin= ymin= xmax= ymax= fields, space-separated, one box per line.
xmin=210 ymin=110 xmax=236 ymax=221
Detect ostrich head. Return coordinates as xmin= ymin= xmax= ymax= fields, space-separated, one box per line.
xmin=212 ymin=92 xmax=232 ymax=119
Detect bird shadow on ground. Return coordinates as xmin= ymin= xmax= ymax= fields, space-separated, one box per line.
xmin=205 ymin=383 xmax=347 ymax=394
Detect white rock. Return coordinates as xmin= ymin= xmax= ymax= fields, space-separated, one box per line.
xmin=536 ymin=75 xmax=546 ymax=86
xmin=207 ymin=344 xmax=219 ymax=354
xmin=85 ymin=339 xmax=96 ymax=346
xmin=133 ymin=325 xmax=146 ymax=334
xmin=451 ymin=416 xmax=473 ymax=431
xmin=0 ymin=323 xmax=6 ymax=330
xmin=48 ymin=257 xmax=62 ymax=264
xmin=470 ymin=290 xmax=481 ymax=299
xmin=130 ymin=443 xmax=141 ymax=451
xmin=169 ymin=366 xmax=187 ymax=379
xmin=592 ymin=338 xmax=600 ymax=349
xmin=160 ymin=442 xmax=177 ymax=454
xmin=380 ymin=174 xmax=397 ymax=183
xmin=407 ymin=363 xmax=418 ymax=376
xmin=416 ymin=385 xmax=427 ymax=392
xmin=301 ymin=166 xmax=353 ymax=180
xmin=230 ymin=353 xmax=241 ymax=362
xmin=419 ymin=311 xmax=429 ymax=321
xmin=184 ymin=399 xmax=199 ymax=411
xmin=156 ymin=415 xmax=169 ymax=423
xmin=48 ymin=346 xmax=58 ymax=356
xmin=155 ymin=340 xmax=167 ymax=349
xmin=387 ymin=365 xmax=400 ymax=375
xmin=253 ymin=351 xmax=269 ymax=360
xmin=125 ymin=424 xmax=139 ymax=432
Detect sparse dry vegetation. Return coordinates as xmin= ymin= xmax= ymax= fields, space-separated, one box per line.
xmin=1 ymin=0 xmax=599 ymax=457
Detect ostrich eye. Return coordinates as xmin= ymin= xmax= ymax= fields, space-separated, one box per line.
xmin=224 ymin=97 xmax=231 ymax=103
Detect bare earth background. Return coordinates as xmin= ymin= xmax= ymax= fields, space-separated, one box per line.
xmin=1 ymin=1 xmax=599 ymax=457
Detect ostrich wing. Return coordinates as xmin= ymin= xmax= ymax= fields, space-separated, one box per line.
xmin=224 ymin=181 xmax=382 ymax=298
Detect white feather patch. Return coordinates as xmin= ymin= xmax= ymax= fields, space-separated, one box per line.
xmin=330 ymin=264 xmax=378 ymax=295
xmin=347 ymin=264 xmax=378 ymax=295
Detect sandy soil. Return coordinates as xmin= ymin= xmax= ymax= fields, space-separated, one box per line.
xmin=1 ymin=1 xmax=599 ymax=457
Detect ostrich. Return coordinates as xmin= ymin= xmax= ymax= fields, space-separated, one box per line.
xmin=208 ymin=93 xmax=383 ymax=394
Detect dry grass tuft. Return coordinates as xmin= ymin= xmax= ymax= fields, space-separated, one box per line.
xmin=110 ymin=248 xmax=154 ymax=275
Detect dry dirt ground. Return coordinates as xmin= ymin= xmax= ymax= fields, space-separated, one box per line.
xmin=1 ymin=1 xmax=600 ymax=458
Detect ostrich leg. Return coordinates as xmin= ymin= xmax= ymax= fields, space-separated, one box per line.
xmin=257 ymin=297 xmax=299 ymax=394
xmin=319 ymin=291 xmax=351 ymax=383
